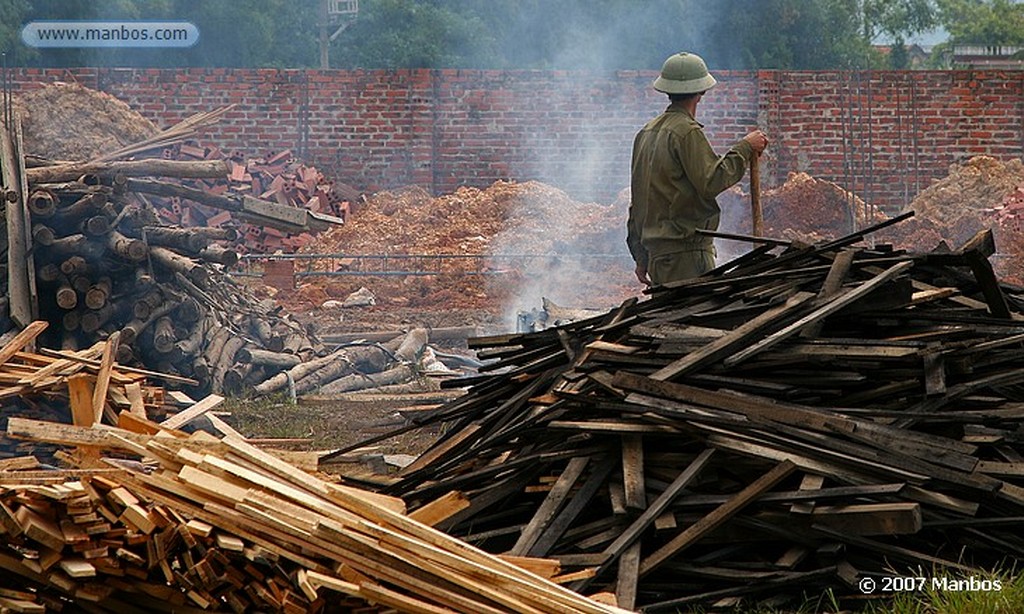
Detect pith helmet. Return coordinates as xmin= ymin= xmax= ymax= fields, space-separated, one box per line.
xmin=653 ymin=52 xmax=717 ymax=94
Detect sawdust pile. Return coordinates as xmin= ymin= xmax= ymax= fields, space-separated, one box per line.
xmin=758 ymin=172 xmax=885 ymax=242
xmin=719 ymin=172 xmax=886 ymax=243
xmin=16 ymin=82 xmax=159 ymax=160
xmin=878 ymin=156 xmax=1024 ymax=286
xmin=289 ymin=181 xmax=635 ymax=312
xmin=909 ymin=156 xmax=1024 ymax=229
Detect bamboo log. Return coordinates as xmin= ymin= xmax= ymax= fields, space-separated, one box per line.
xmin=198 ymin=244 xmax=239 ymax=267
xmin=152 ymin=316 xmax=177 ymax=354
xmin=69 ymin=275 xmax=91 ymax=294
xmin=175 ymin=315 xmax=209 ymax=358
xmin=252 ymin=346 xmax=353 ymax=395
xmin=143 ymin=226 xmax=210 ymax=252
xmin=55 ymin=275 xmax=78 ymax=310
xmin=211 ymin=335 xmax=246 ymax=392
xmin=56 ymin=191 xmax=107 ymax=221
xmin=81 ymin=304 xmax=117 ymax=333
xmin=2 ymin=123 xmax=33 ymax=329
xmin=175 ymin=297 xmax=202 ymax=324
xmin=26 ymin=159 xmax=229 ymax=184
xmin=222 ymin=362 xmax=253 ymax=395
xmin=317 ymin=363 xmax=417 ymax=395
xmin=79 ymin=215 xmax=111 ymax=237
xmin=37 ymin=263 xmax=61 ymax=283
xmin=128 ymin=177 xmax=241 ymax=213
xmin=134 ymin=268 xmax=155 ymax=289
xmin=132 ymin=290 xmax=163 ymax=320
xmin=62 ymin=310 xmax=81 ymax=331
xmin=60 ymin=256 xmax=89 ymax=277
xmin=292 ymin=331 xmax=421 ymax=395
xmin=49 ymin=233 xmax=103 ymax=259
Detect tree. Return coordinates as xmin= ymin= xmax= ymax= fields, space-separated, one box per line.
xmin=332 ymin=0 xmax=498 ymax=68
xmin=707 ymin=0 xmax=874 ymax=69
xmin=936 ymin=0 xmax=1024 ymax=45
xmin=0 ymin=0 xmax=32 ymax=65
xmin=859 ymin=0 xmax=937 ymax=43
xmin=889 ymin=37 xmax=911 ymax=67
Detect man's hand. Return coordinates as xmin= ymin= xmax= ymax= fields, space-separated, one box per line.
xmin=743 ymin=129 xmax=769 ymax=155
xmin=635 ymin=262 xmax=651 ymax=286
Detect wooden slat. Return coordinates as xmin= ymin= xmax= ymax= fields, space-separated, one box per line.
xmin=724 ymin=261 xmax=913 ymax=366
xmin=639 ymin=460 xmax=797 ymax=577
xmin=159 ymin=394 xmax=225 ymax=430
xmin=510 ymin=457 xmax=590 ymax=556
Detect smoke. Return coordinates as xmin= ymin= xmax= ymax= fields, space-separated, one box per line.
xmin=482 ymin=183 xmax=636 ymax=332
xmin=469 ymin=2 xmax=759 ymax=332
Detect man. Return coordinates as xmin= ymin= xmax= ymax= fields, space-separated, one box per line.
xmin=628 ymin=51 xmax=769 ymax=286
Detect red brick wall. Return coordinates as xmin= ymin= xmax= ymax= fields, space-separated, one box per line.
xmin=762 ymin=70 xmax=1024 ymax=212
xmin=11 ymin=67 xmax=1024 ymax=210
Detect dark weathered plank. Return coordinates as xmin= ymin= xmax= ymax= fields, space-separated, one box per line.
xmin=639 ymin=460 xmax=797 ymax=577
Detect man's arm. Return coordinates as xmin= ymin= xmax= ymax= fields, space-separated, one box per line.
xmin=678 ymin=129 xmax=765 ymax=201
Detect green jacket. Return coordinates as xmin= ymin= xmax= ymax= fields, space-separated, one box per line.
xmin=627 ymin=104 xmax=754 ymax=267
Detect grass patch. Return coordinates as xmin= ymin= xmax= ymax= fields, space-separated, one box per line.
xmin=666 ymin=570 xmax=1024 ymax=614
xmin=864 ymin=569 xmax=1024 ymax=614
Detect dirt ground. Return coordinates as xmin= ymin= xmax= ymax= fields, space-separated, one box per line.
xmin=220 ymin=291 xmax=499 ymax=473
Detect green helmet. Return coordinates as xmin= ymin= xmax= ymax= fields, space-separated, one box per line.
xmin=653 ymin=52 xmax=717 ymax=95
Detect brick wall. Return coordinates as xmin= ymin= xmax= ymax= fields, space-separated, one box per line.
xmin=11 ymin=67 xmax=1024 ymax=210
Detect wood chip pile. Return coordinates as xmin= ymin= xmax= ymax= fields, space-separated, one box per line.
xmin=16 ymin=83 xmax=160 ymax=162
xmin=293 ymin=181 xmax=634 ymax=312
xmin=898 ymin=155 xmax=1024 ymax=286
xmin=361 ymin=219 xmax=1024 ymax=611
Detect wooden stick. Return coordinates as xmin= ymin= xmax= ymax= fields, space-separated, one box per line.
xmin=750 ymin=153 xmax=763 ymax=237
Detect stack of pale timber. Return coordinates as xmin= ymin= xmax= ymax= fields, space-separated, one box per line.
xmin=352 ymin=220 xmax=1024 ymax=611
xmin=0 ymin=414 xmax=630 ymax=614
xmin=0 ymin=320 xmax=618 ymax=613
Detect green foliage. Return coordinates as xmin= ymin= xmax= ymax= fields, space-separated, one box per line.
xmin=0 ymin=0 xmax=32 ymax=64
xmin=936 ymin=0 xmax=1024 ymax=45
xmin=707 ymin=0 xmax=878 ymax=69
xmin=889 ymin=37 xmax=911 ymax=68
xmin=6 ymin=0 xmax=1014 ymax=69
xmin=860 ymin=0 xmax=937 ymax=42
xmin=333 ymin=0 xmax=498 ymax=68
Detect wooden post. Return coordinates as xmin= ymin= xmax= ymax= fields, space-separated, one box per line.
xmin=750 ymin=153 xmax=763 ymax=237
xmin=1 ymin=121 xmax=33 ymax=330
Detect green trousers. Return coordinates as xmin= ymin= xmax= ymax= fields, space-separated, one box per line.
xmin=648 ymin=249 xmax=715 ymax=285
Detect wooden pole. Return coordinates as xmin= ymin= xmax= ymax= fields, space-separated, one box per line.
xmin=1 ymin=121 xmax=33 ymax=330
xmin=750 ymin=153 xmax=764 ymax=237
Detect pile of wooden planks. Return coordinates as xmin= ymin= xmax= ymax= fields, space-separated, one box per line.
xmin=0 ymin=413 xmax=630 ymax=614
xmin=357 ymin=222 xmax=1024 ymax=611
xmin=0 ymin=318 xmax=623 ymax=613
